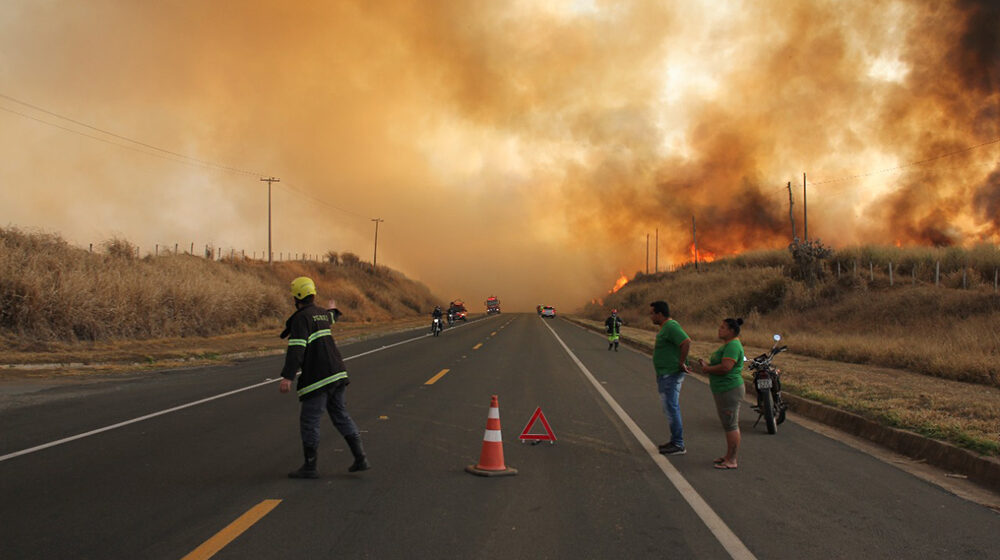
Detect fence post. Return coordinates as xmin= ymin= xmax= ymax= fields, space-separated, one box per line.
xmin=175 ymin=243 xmax=178 ymax=254
xmin=912 ymin=266 xmax=916 ymax=286
xmin=190 ymin=242 xmax=194 ymax=255
xmin=853 ymin=260 xmax=857 ymax=277
xmin=995 ymin=268 xmax=998 ymax=293
xmin=962 ymin=268 xmax=967 ymax=289
xmin=889 ymin=261 xmax=893 ymax=286
xmin=837 ymin=261 xmax=841 ymax=278
xmin=935 ymin=261 xmax=940 ymax=286
xmin=155 ymin=244 xmax=159 ymax=257
xmin=869 ymin=261 xmax=874 ymax=281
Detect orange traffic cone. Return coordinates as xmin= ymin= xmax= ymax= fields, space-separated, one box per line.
xmin=465 ymin=395 xmax=518 ymax=477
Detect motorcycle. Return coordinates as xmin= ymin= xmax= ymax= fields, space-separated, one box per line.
xmin=431 ymin=317 xmax=443 ymax=337
xmin=748 ymin=334 xmax=788 ymax=434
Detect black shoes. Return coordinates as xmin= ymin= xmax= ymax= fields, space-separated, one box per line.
xmin=289 ymin=446 xmax=319 ymax=478
xmin=659 ymin=442 xmax=686 ymax=455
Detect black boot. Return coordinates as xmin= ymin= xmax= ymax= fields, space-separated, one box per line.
xmin=345 ymin=433 xmax=370 ymax=472
xmin=614 ymin=342 xmax=619 ymax=352
xmin=608 ymin=342 xmax=613 ymax=350
xmin=288 ymin=445 xmax=318 ymax=479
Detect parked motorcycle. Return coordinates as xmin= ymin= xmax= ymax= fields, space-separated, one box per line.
xmin=432 ymin=317 xmax=443 ymax=337
xmin=749 ymin=334 xmax=788 ymax=434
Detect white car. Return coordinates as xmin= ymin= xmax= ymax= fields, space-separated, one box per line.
xmin=541 ymin=306 xmax=556 ymax=318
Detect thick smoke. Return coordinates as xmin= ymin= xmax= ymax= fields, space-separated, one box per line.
xmin=0 ymin=0 xmax=997 ymax=311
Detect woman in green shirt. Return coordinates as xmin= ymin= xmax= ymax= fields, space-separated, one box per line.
xmin=698 ymin=318 xmax=745 ymax=470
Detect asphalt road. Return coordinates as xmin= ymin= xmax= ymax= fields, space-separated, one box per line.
xmin=1 ymin=314 xmax=998 ymax=559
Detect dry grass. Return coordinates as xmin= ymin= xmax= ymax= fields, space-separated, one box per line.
xmin=0 ymin=228 xmax=441 ymax=346
xmin=586 ymin=259 xmax=1000 ymax=387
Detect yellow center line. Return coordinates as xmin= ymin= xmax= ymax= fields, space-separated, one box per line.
xmin=182 ymin=499 xmax=281 ymax=560
xmin=425 ymin=368 xmax=450 ymax=385
xmin=472 ymin=343 xmax=483 ymax=350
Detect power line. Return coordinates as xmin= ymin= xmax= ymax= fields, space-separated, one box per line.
xmin=811 ymin=136 xmax=1000 ymax=185
xmin=0 ymin=92 xmax=263 ymax=176
xmin=0 ymin=91 xmax=373 ymax=221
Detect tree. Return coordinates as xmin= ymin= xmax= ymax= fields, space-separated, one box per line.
xmin=788 ymin=238 xmax=832 ymax=284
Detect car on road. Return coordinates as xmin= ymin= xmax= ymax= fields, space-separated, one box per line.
xmin=540 ymin=306 xmax=556 ymax=318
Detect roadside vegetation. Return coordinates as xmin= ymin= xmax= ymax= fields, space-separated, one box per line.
xmin=0 ymin=227 xmax=441 ymax=353
xmin=581 ymin=243 xmax=1000 ymax=457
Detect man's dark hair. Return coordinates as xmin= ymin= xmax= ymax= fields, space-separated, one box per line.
xmin=297 ymin=294 xmax=315 ymax=306
xmin=650 ymin=301 xmax=670 ymax=317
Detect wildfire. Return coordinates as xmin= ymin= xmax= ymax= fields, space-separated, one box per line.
xmin=690 ymin=244 xmax=717 ymax=264
xmin=610 ymin=273 xmax=629 ymax=293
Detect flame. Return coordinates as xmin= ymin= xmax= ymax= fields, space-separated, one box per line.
xmin=895 ymin=239 xmax=903 ymax=248
xmin=690 ymin=244 xmax=717 ymax=264
xmin=610 ymin=273 xmax=629 ymax=293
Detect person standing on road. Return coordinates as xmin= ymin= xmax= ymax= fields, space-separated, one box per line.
xmin=279 ymin=276 xmax=370 ymax=478
xmin=650 ymin=300 xmax=691 ymax=455
xmin=605 ymin=309 xmax=624 ymax=351
xmin=698 ymin=318 xmax=746 ymax=470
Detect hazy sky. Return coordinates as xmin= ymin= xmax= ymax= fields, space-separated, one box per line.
xmin=1 ymin=0 xmax=998 ymax=311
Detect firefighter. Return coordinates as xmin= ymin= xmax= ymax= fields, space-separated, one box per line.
xmin=605 ymin=309 xmax=624 ymax=351
xmin=279 ymin=276 xmax=369 ymax=478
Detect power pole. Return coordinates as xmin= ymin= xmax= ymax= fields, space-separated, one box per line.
xmin=645 ymin=233 xmax=650 ymax=274
xmin=260 ymin=177 xmax=280 ymax=265
xmin=802 ymin=172 xmax=808 ymax=242
xmin=655 ymin=228 xmax=659 ymax=273
xmin=787 ymin=181 xmax=797 ymax=241
xmin=371 ymin=218 xmax=384 ymax=272
xmin=692 ymin=216 xmax=699 ymax=272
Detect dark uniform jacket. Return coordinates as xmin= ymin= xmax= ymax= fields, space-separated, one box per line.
xmin=280 ymin=303 xmax=348 ymax=400
xmin=605 ymin=315 xmax=623 ymax=334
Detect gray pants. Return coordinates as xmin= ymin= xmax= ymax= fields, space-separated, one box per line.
xmin=299 ymin=383 xmax=359 ymax=447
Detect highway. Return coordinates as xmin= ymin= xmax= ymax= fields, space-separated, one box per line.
xmin=1 ymin=314 xmax=998 ymax=559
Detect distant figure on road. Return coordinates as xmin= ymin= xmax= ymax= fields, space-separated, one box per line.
xmin=279 ymin=276 xmax=369 ymax=478
xmin=432 ymin=305 xmax=444 ymax=330
xmin=605 ymin=309 xmax=624 ymax=351
xmin=649 ymin=300 xmax=691 ymax=456
xmin=698 ymin=318 xmax=746 ymax=470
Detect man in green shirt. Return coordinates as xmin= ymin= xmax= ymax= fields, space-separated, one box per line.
xmin=650 ymin=300 xmax=691 ymax=455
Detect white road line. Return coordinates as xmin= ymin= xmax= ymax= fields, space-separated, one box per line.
xmin=541 ymin=319 xmax=756 ymax=560
xmin=0 ymin=321 xmax=482 ymax=463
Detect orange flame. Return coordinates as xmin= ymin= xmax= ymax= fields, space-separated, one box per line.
xmin=690 ymin=244 xmax=717 ymax=263
xmin=895 ymin=239 xmax=902 ymax=248
xmin=610 ymin=273 xmax=629 ymax=293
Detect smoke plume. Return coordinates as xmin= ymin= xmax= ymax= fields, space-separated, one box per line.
xmin=0 ymin=1 xmax=997 ymax=311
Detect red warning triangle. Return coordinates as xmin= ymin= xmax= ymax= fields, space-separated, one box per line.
xmin=519 ymin=407 xmax=556 ymax=442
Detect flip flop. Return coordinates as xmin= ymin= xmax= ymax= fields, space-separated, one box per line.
xmin=712 ymin=457 xmax=726 ymax=464
xmin=713 ymin=463 xmax=738 ymax=470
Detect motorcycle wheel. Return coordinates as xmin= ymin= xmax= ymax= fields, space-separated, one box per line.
xmin=761 ymin=390 xmax=777 ymax=434
xmin=776 ymin=403 xmax=786 ymax=425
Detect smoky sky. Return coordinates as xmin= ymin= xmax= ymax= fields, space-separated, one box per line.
xmin=1 ymin=0 xmax=997 ymax=312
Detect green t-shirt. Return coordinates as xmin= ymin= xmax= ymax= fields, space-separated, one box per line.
xmin=708 ymin=339 xmax=745 ymax=394
xmin=652 ymin=319 xmax=689 ymax=376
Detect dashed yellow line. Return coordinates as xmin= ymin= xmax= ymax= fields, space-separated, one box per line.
xmin=182 ymin=499 xmax=281 ymax=560
xmin=473 ymin=343 xmax=483 ymax=350
xmin=425 ymin=369 xmax=450 ymax=385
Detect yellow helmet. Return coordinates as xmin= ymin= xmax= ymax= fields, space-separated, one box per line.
xmin=290 ymin=277 xmax=317 ymax=300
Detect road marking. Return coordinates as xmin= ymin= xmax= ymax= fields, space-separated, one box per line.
xmin=491 ymin=331 xmax=497 ymax=336
xmin=541 ymin=319 xmax=756 ymax=560
xmin=182 ymin=499 xmax=281 ymax=560
xmin=1 ymin=323 xmax=481 ymax=463
xmin=472 ymin=343 xmax=483 ymax=350
xmin=425 ymin=369 xmax=450 ymax=385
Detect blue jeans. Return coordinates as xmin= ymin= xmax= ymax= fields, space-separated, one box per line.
xmin=657 ymin=373 xmax=685 ymax=447
xmin=299 ymin=383 xmax=359 ymax=447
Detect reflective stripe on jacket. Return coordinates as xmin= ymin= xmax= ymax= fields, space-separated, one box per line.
xmin=280 ymin=304 xmax=348 ymax=400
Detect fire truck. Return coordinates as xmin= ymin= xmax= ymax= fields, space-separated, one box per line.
xmin=485 ymin=296 xmax=500 ymax=314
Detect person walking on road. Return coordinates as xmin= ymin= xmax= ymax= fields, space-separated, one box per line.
xmin=279 ymin=276 xmax=370 ymax=478
xmin=650 ymin=301 xmax=691 ymax=455
xmin=698 ymin=318 xmax=746 ymax=470
xmin=605 ymin=309 xmax=624 ymax=351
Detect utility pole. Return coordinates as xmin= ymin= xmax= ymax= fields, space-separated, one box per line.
xmin=802 ymin=172 xmax=808 ymax=242
xmin=692 ymin=216 xmax=699 ymax=272
xmin=655 ymin=228 xmax=659 ymax=273
xmin=260 ymin=177 xmax=280 ymax=265
xmin=787 ymin=181 xmax=797 ymax=241
xmin=371 ymin=218 xmax=384 ymax=272
xmin=645 ymin=233 xmax=649 ymax=274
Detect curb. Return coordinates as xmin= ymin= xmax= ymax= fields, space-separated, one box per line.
xmin=564 ymin=316 xmax=1000 ymax=494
